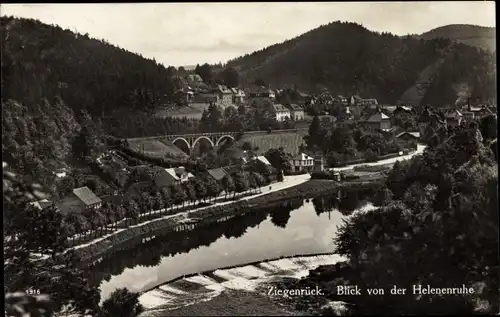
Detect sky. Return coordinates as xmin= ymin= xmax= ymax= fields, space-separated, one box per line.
xmin=1 ymin=2 xmax=495 ymax=67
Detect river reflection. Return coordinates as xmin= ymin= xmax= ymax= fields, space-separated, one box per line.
xmin=97 ymin=188 xmax=375 ymax=300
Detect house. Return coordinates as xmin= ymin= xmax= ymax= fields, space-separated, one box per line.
xmin=194 ymin=93 xmax=219 ymax=104
xmin=231 ymin=88 xmax=246 ymax=105
xmin=164 ymin=167 xmax=195 ymax=184
xmin=350 ymin=95 xmax=378 ymax=107
xmin=313 ymin=155 xmax=324 ymax=172
xmin=287 ymin=104 xmax=305 ymax=121
xmin=396 ymin=131 xmax=421 ymax=141
xmin=272 ymin=104 xmax=291 ymax=122
xmin=297 ymin=92 xmax=310 ymax=105
xmin=444 ymin=110 xmax=463 ymax=127
xmin=247 ymin=86 xmax=276 ymax=101
xmin=461 ymin=111 xmax=475 ymax=122
xmin=29 ymin=199 xmax=53 ymax=210
xmin=473 ymin=105 xmax=496 ymax=119
xmin=187 ymin=74 xmax=204 ymax=84
xmin=289 ymin=153 xmax=315 ymax=173
xmin=56 ymin=187 xmax=102 ymax=215
xmin=358 ymin=108 xmax=392 ymax=131
xmin=318 ymin=115 xmax=337 ymax=127
xmin=382 ymin=125 xmax=406 ymax=138
xmin=217 ymin=85 xmax=234 ymax=105
xmin=392 ymin=105 xmax=414 ymax=116
xmin=177 ymin=86 xmax=194 ymax=103
xmin=336 ymin=95 xmax=348 ymax=105
xmin=206 ymin=167 xmax=229 ymax=183
xmin=128 ymin=165 xmax=178 ymax=190
xmin=244 ymin=156 xmax=278 ymax=181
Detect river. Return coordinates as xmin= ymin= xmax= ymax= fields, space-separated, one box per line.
xmin=93 ymin=187 xmax=377 ymax=301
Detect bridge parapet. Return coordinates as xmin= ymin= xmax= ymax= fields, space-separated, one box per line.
xmin=125 ymin=128 xmax=307 ymax=142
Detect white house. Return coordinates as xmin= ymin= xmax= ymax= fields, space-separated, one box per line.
xmin=287 ymin=104 xmax=305 ymax=121
xmin=290 ymin=153 xmax=315 ymax=172
xmin=231 ymin=88 xmax=246 ymax=105
xmin=164 ymin=167 xmax=195 ymax=183
xmin=272 ymin=104 xmax=291 ymax=122
xmin=217 ymin=85 xmax=233 ymax=105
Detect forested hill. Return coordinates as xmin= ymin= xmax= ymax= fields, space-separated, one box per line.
xmin=416 ymin=24 xmax=495 ymax=52
xmin=1 ymin=16 xmax=185 ymax=188
xmin=226 ymin=21 xmax=496 ymax=106
xmin=1 ymin=16 xmax=179 ymax=118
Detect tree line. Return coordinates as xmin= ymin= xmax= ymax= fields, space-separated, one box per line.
xmin=287 ymin=120 xmax=499 ymax=315
xmin=62 ymin=169 xmax=273 ymax=245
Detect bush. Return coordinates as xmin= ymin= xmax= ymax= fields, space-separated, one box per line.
xmin=242 ymin=141 xmax=253 ymax=151
xmin=100 ymin=288 xmax=143 ymax=317
xmin=364 ymin=149 xmax=380 ymax=162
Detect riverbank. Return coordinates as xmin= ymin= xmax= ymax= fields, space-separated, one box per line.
xmin=137 ymin=253 xmax=348 ymax=316
xmin=70 ymin=177 xmax=380 ymax=264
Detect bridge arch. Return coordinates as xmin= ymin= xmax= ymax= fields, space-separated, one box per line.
xmin=192 ymin=136 xmax=215 ymax=155
xmin=172 ymin=137 xmax=191 ymax=155
xmin=215 ymin=135 xmax=235 ymax=147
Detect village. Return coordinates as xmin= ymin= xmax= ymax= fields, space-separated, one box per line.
xmin=27 ymin=68 xmax=497 ymax=251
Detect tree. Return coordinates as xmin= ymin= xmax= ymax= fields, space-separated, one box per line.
xmin=3 ymin=163 xmax=101 ymax=316
xmin=170 ymin=184 xmax=187 ymax=209
xmin=204 ymin=176 xmax=221 ymax=203
xmin=478 ymin=115 xmax=497 ymax=141
xmin=183 ymin=180 xmax=197 ymax=206
xmin=264 ymin=148 xmax=292 ymax=174
xmin=193 ymin=179 xmax=208 ymax=203
xmin=296 ymin=124 xmax=499 ymax=315
xmin=220 ymin=67 xmax=239 ymax=87
xmin=233 ymin=171 xmax=249 ymax=195
xmin=195 ymin=63 xmax=213 ymax=84
xmin=254 ymin=78 xmax=266 ymax=86
xmin=305 ymin=115 xmax=322 ymax=150
xmin=221 ymin=174 xmax=235 ymax=199
xmin=242 ymin=141 xmax=253 ymax=151
xmin=99 ymin=288 xmax=144 ymax=317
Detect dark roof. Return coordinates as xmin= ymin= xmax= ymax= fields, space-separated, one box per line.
xmin=56 ymin=196 xmax=86 ymax=215
xmin=207 ymin=168 xmax=228 ymax=181
xmin=273 ymin=104 xmax=290 ymax=112
xmin=287 ymin=104 xmax=303 ymax=111
xmin=223 ymin=165 xmax=242 ymax=175
xmin=72 ymin=187 xmax=101 ymax=206
xmin=151 ymin=167 xmax=178 ymax=188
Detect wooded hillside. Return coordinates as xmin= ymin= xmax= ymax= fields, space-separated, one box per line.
xmin=416 ymin=24 xmax=495 ymax=52
xmin=226 ymin=22 xmax=496 ymax=106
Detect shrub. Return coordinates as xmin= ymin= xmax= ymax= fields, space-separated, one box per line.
xmin=99 ymin=288 xmax=143 ymax=317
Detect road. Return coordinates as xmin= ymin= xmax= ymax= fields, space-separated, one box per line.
xmin=329 ymin=144 xmax=427 ymax=172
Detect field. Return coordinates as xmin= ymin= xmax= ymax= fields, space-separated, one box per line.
xmin=140 ymin=289 xmax=302 ymax=316
xmin=155 ymin=103 xmax=209 ymax=120
xmin=126 ymin=138 xmax=189 ymax=159
xmin=239 ymin=131 xmax=308 ymax=156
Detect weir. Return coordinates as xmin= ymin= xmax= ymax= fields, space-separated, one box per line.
xmin=138 ymin=253 xmax=347 ymax=310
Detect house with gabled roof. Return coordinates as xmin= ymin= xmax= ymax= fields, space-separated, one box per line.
xmin=29 ymin=199 xmax=53 ymax=210
xmin=56 ymin=186 xmax=102 ymax=215
xmin=272 ymin=104 xmax=291 ymax=122
xmin=358 ymin=108 xmax=392 ymax=131
xmin=286 ymin=104 xmax=305 ymax=121
xmin=216 ymin=85 xmax=234 ymax=105
xmin=289 ymin=153 xmax=314 ymax=173
xmin=444 ymin=109 xmax=463 ymax=127
xmin=164 ymin=167 xmax=195 ymax=184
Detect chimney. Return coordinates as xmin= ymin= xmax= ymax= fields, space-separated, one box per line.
xmin=467 ymin=97 xmax=471 ymax=112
